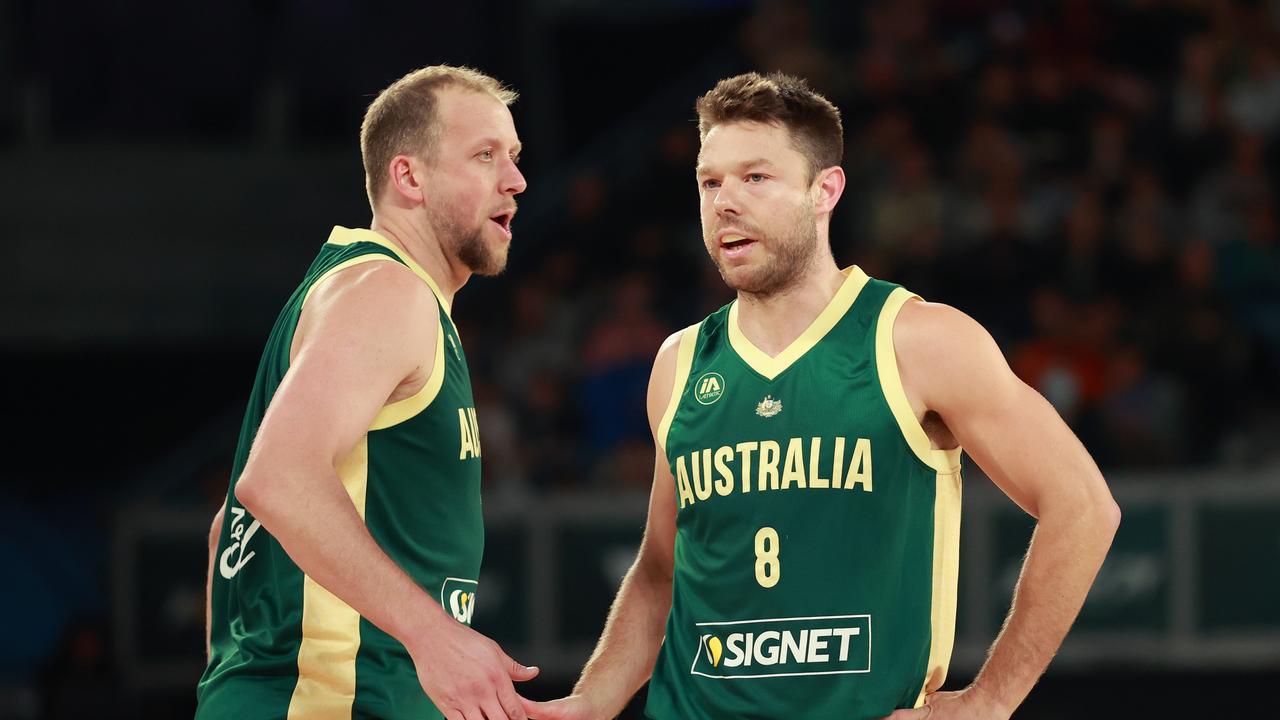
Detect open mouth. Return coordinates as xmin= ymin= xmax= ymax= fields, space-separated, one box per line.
xmin=720 ymin=233 xmax=757 ymax=255
xmin=490 ymin=211 xmax=514 ymax=238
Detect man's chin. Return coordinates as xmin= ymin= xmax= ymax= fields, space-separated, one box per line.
xmin=718 ymin=263 xmax=772 ymax=293
xmin=470 ymin=261 xmax=507 ymax=278
xmin=722 ymin=264 xmax=803 ymax=297
xmin=457 ymin=233 xmax=509 ymax=277
xmin=468 ymin=248 xmax=509 ymax=277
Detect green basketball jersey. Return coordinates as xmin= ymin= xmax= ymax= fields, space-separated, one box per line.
xmin=645 ymin=267 xmax=963 ymax=720
xmin=197 ymin=226 xmax=485 ymax=720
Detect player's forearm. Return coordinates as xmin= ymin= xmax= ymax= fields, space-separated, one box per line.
xmin=573 ymin=556 xmax=673 ymax=718
xmin=235 ymin=466 xmax=450 ymax=651
xmin=972 ymin=497 xmax=1120 ymax=715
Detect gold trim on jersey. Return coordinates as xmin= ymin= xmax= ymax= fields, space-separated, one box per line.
xmin=304 ymin=229 xmax=451 ymax=430
xmin=726 ymin=266 xmax=870 ymax=381
xmin=873 ymin=288 xmax=963 ymax=475
xmin=300 ymin=254 xmax=393 ymax=309
xmin=370 ymin=314 xmax=446 ymax=430
xmin=872 ymin=286 xmax=963 ymax=707
xmin=657 ymin=323 xmax=702 ymax=455
xmin=916 ymin=465 xmax=962 ymax=708
xmin=326 ymin=225 xmax=453 ymax=317
xmin=287 ymin=436 xmax=370 ymax=719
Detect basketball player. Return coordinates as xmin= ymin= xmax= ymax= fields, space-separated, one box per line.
xmin=197 ymin=66 xmax=537 ymax=720
xmin=525 ymin=73 xmax=1120 ymax=720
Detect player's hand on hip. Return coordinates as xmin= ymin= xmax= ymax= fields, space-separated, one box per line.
xmin=409 ymin=619 xmax=539 ymax=719
xmin=520 ymin=694 xmax=597 ymax=720
xmin=880 ymin=687 xmax=1010 ymax=720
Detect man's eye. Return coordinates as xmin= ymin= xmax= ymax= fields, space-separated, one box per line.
xmin=747 ymin=173 xmax=765 ymax=182
xmin=702 ymin=179 xmax=720 ymax=189
xmin=479 ymin=150 xmax=493 ymax=161
xmin=510 ymin=153 xmax=521 ymax=165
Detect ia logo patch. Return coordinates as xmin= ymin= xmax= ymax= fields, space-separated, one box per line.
xmin=694 ymin=372 xmax=725 ymax=405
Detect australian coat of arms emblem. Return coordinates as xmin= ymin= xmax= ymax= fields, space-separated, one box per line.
xmin=755 ymin=395 xmax=782 ymax=418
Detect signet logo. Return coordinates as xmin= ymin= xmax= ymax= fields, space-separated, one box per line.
xmin=441 ymin=577 xmax=478 ymax=625
xmin=706 ymin=635 xmax=724 ymax=667
xmin=690 ymin=615 xmax=871 ymax=679
xmin=694 ymin=372 xmax=725 ymax=405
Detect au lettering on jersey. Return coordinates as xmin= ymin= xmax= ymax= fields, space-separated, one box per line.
xmin=457 ymin=406 xmax=481 ymax=460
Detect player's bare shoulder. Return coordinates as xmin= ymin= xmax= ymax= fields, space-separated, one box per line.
xmin=290 ymin=259 xmax=441 ymax=404
xmin=646 ymin=323 xmax=699 ymax=433
xmin=296 ymin=260 xmax=438 ymax=353
xmin=894 ymin=297 xmax=1015 ymax=416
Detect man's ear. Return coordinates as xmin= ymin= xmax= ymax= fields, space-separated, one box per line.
xmin=388 ymin=154 xmax=427 ymax=205
xmin=812 ymin=165 xmax=845 ymax=215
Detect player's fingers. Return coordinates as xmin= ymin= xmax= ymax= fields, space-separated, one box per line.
xmin=524 ymin=698 xmax=570 ymax=719
xmin=443 ymin=711 xmax=465 ymax=720
xmin=524 ymin=697 xmax=585 ymax=720
xmin=495 ymin=684 xmax=529 ymax=720
xmin=461 ymin=707 xmax=485 ymax=720
xmin=481 ymin=695 xmax=515 ymax=720
xmin=503 ymin=652 xmax=540 ymax=681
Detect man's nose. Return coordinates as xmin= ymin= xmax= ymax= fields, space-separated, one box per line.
xmin=503 ymin=159 xmax=527 ymax=195
xmin=713 ymin=183 xmax=741 ymax=216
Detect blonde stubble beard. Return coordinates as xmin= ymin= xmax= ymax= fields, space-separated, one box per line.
xmin=427 ymin=202 xmax=509 ymax=278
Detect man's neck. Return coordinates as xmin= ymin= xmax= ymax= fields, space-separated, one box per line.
xmin=734 ymin=254 xmax=845 ymax=358
xmin=370 ymin=212 xmax=470 ymax=307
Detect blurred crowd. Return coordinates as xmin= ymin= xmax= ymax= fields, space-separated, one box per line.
xmin=453 ymin=0 xmax=1280 ymax=495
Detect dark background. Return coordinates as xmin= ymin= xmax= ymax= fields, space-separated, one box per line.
xmin=3 ymin=0 xmax=1279 ymax=717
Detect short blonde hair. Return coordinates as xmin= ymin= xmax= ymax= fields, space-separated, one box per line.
xmin=360 ymin=65 xmax=518 ymax=207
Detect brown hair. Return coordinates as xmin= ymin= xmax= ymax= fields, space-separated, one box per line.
xmin=360 ymin=65 xmax=518 ymax=207
xmin=695 ymin=72 xmax=843 ymax=180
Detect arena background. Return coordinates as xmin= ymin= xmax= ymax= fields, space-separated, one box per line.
xmin=3 ymin=0 xmax=1279 ymax=717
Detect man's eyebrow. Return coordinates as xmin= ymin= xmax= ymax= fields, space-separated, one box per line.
xmin=474 ymin=137 xmax=522 ymax=153
xmin=696 ymin=158 xmax=777 ymax=176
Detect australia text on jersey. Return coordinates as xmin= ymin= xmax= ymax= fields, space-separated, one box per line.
xmin=673 ymin=436 xmax=873 ymax=509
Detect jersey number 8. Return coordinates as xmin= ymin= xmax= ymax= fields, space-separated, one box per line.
xmin=754 ymin=527 xmax=780 ymax=588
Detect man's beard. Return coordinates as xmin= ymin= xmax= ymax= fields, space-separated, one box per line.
xmin=431 ymin=208 xmax=508 ymax=277
xmin=708 ymin=201 xmax=818 ymax=297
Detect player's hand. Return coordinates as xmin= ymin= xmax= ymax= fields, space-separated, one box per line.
xmin=880 ymin=687 xmax=1010 ymax=720
xmin=408 ymin=618 xmax=539 ymax=719
xmin=521 ymin=694 xmax=597 ymax=720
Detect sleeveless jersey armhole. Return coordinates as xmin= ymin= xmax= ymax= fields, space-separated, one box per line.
xmin=369 ymin=310 xmax=445 ymax=430
xmin=297 ymin=253 xmax=445 ymax=431
xmin=873 ymin=288 xmax=963 ymax=475
xmin=874 ymin=286 xmax=964 ymax=706
xmin=656 ymin=323 xmax=702 ymax=458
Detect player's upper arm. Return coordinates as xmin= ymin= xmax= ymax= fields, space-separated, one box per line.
xmin=636 ymin=326 xmax=694 ymax=581
xmin=645 ymin=327 xmax=689 ymax=446
xmin=210 ymin=503 xmax=225 ymax=542
xmin=894 ymin=300 xmax=1118 ymax=522
xmin=238 ymin=261 xmax=438 ymax=501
